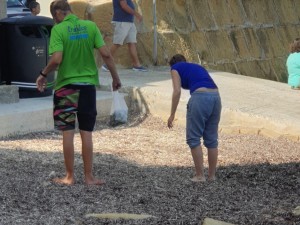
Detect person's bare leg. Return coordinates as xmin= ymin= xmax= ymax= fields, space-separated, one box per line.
xmin=190 ymin=145 xmax=206 ymax=182
xmin=80 ymin=130 xmax=105 ymax=185
xmin=53 ymin=130 xmax=75 ymax=185
xmin=110 ymin=44 xmax=120 ymax=58
xmin=127 ymin=43 xmax=141 ymax=67
xmin=207 ymin=148 xmax=218 ymax=181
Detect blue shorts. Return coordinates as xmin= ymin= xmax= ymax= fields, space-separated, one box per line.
xmin=186 ymin=91 xmax=222 ymax=149
xmin=53 ymin=84 xmax=97 ymax=131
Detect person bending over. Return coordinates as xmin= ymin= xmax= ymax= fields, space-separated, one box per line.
xmin=167 ymin=54 xmax=222 ymax=182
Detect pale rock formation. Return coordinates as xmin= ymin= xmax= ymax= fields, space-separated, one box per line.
xmin=202 ymin=218 xmax=235 ymax=225
xmin=69 ymin=0 xmax=298 ymax=82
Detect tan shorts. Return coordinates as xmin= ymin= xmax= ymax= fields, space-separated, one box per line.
xmin=112 ymin=21 xmax=137 ymax=45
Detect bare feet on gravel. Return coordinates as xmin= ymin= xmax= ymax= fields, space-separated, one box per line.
xmin=53 ymin=177 xmax=105 ymax=185
xmin=190 ymin=176 xmax=206 ymax=182
xmin=85 ymin=178 xmax=105 ymax=185
xmin=53 ymin=177 xmax=75 ymax=185
xmin=208 ymin=176 xmax=216 ymax=182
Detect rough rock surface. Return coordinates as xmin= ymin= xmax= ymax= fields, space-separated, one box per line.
xmin=69 ymin=0 xmax=298 ymax=82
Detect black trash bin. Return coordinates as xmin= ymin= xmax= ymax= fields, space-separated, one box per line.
xmin=0 ymin=16 xmax=54 ymax=98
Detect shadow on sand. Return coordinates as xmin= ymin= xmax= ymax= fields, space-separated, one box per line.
xmin=0 ymin=141 xmax=299 ymax=225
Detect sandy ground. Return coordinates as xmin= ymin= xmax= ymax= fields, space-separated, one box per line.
xmin=0 ymin=113 xmax=299 ymax=225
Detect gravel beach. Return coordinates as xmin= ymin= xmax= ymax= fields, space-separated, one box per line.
xmin=0 ymin=114 xmax=299 ymax=225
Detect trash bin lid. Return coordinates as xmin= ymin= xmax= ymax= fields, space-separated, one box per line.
xmin=0 ymin=16 xmax=54 ymax=26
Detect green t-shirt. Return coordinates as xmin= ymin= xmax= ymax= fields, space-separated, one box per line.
xmin=49 ymin=14 xmax=105 ymax=90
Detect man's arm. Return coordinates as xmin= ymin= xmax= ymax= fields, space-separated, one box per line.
xmin=41 ymin=52 xmax=62 ymax=75
xmin=98 ymin=46 xmax=121 ymax=91
xmin=119 ymin=0 xmax=142 ymax=22
xmin=36 ymin=51 xmax=62 ymax=92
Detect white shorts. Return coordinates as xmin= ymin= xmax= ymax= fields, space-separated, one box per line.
xmin=112 ymin=21 xmax=137 ymax=45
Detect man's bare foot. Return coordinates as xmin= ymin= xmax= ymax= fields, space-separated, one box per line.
xmin=208 ymin=176 xmax=216 ymax=182
xmin=53 ymin=177 xmax=74 ymax=185
xmin=190 ymin=176 xmax=206 ymax=182
xmin=85 ymin=177 xmax=105 ymax=185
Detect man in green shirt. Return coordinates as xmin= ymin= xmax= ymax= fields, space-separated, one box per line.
xmin=36 ymin=0 xmax=121 ymax=185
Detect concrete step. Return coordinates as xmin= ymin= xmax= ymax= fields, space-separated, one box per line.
xmin=0 ymin=85 xmax=19 ymax=104
xmin=1 ymin=66 xmax=299 ymax=141
xmin=0 ymin=90 xmax=125 ymax=138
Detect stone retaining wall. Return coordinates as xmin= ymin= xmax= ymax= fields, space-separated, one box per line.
xmin=70 ymin=0 xmax=299 ymax=82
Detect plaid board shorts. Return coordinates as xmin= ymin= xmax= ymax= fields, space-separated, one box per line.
xmin=53 ymin=84 xmax=97 ymax=131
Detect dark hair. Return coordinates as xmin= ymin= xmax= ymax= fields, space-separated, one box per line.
xmin=28 ymin=1 xmax=39 ymax=11
xmin=25 ymin=0 xmax=36 ymax=8
xmin=169 ymin=54 xmax=187 ymax=66
xmin=50 ymin=0 xmax=71 ymax=17
xmin=289 ymin=38 xmax=300 ymax=53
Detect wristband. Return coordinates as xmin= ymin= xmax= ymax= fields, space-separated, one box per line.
xmin=40 ymin=70 xmax=47 ymax=78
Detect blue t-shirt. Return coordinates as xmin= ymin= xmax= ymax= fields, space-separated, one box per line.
xmin=112 ymin=0 xmax=135 ymax=23
xmin=171 ymin=62 xmax=218 ymax=94
xmin=286 ymin=52 xmax=300 ymax=87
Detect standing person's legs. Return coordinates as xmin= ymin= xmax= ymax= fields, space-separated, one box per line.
xmin=101 ymin=43 xmax=121 ymax=71
xmin=109 ymin=22 xmax=145 ymax=70
xmin=101 ymin=22 xmax=129 ymax=72
xmin=207 ymin=148 xmax=218 ymax=181
xmin=102 ymin=22 xmax=130 ymax=71
xmin=80 ymin=130 xmax=105 ymax=185
xmin=127 ymin=42 xmax=141 ymax=67
xmin=52 ymin=86 xmax=79 ymax=185
xmin=110 ymin=44 xmax=121 ymax=58
xmin=186 ymin=93 xmax=207 ymax=182
xmin=190 ymin=146 xmax=205 ymax=182
xmin=53 ymin=130 xmax=75 ymax=185
xmin=203 ymin=93 xmax=221 ymax=181
xmin=110 ymin=22 xmax=130 ymax=60
xmin=125 ymin=24 xmax=143 ymax=67
xmin=77 ymin=85 xmax=104 ymax=185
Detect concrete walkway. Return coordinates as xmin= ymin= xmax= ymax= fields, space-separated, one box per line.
xmin=0 ymin=66 xmax=299 ymax=141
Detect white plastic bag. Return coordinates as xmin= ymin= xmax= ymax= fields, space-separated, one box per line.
xmin=110 ymin=91 xmax=128 ymax=126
